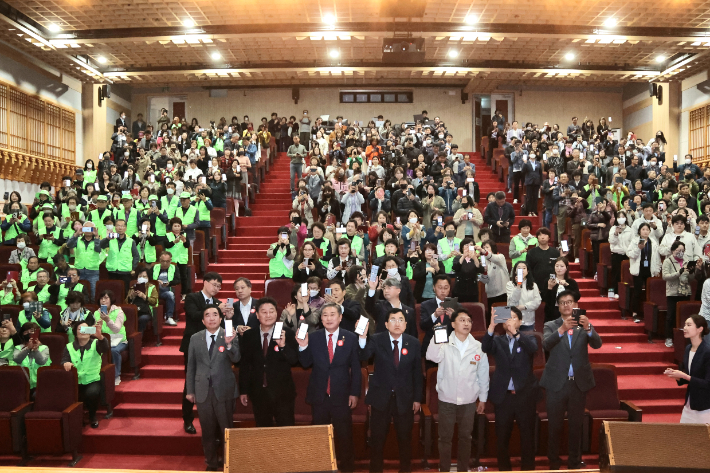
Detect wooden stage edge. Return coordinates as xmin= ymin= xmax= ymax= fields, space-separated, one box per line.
xmin=0 ymin=468 xmax=601 ymax=473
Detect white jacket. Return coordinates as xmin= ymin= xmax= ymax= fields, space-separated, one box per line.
xmin=630 ymin=216 xmax=664 ymax=242
xmin=481 ymin=253 xmax=508 ymax=298
xmin=426 ymin=332 xmax=489 ymax=405
xmin=608 ymin=224 xmax=634 ymax=255
xmin=626 ymin=236 xmax=661 ymax=277
xmin=659 ymin=231 xmax=702 ymax=264
xmin=506 ymin=281 xmax=542 ymax=327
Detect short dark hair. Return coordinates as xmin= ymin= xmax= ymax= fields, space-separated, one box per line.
xmin=451 ymin=309 xmax=470 ymax=323
xmin=97 ymin=289 xmax=116 ymax=306
xmin=495 ymin=191 xmax=506 ymax=200
xmin=202 ymin=304 xmax=223 ymax=319
xmin=386 ymin=308 xmax=405 ymax=321
xmin=328 ymin=280 xmax=345 ymax=291
xmin=234 ymin=277 xmax=252 ymax=288
xmin=536 ymin=227 xmax=551 ymax=237
xmin=518 ymin=219 xmax=532 ymax=231
xmin=671 ymin=215 xmax=687 ymax=226
xmin=433 ymin=274 xmax=450 ymax=286
xmin=255 ymin=297 xmax=278 ymax=313
xmin=556 ymin=289 xmax=579 ymax=304
xmin=688 ymin=314 xmax=710 ymax=337
xmin=203 ymin=272 xmax=223 ymax=283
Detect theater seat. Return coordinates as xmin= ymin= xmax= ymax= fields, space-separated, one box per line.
xmin=617 ymin=260 xmax=633 ymax=319
xmin=265 ymin=279 xmax=295 ymax=310
xmin=0 ymin=366 xmax=32 ymax=458
xmin=292 ymin=367 xmax=312 ymax=424
xmin=97 ymin=337 xmax=116 ymax=419
xmin=24 ymin=366 xmax=83 ymax=466
xmin=642 ymin=277 xmax=667 ymax=341
xmin=118 ymin=305 xmax=143 ymax=380
xmin=460 ymin=302 xmax=486 ymax=333
xmin=38 ymin=333 xmax=67 ymax=365
xmin=95 ymin=280 xmax=125 ymax=304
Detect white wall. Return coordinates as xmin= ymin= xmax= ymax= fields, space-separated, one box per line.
xmin=680 ymin=70 xmax=710 ymax=158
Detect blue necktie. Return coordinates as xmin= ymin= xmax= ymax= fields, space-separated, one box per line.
xmin=567 ymin=332 xmax=574 ymax=377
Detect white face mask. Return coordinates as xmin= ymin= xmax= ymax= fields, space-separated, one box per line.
xmin=438 ymin=134 xmax=444 ymax=138
xmin=68 ymin=204 xmax=77 ymax=211
xmin=409 ymin=218 xmax=418 ymax=224
xmin=677 ymin=250 xmax=685 ymax=259
xmin=617 ymin=217 xmax=626 ymax=225
xmin=309 ymin=290 xmax=319 ymax=297
xmin=124 ymin=151 xmax=129 ymax=157
xmin=167 ymin=163 xmax=173 ymax=169
xmin=167 ymin=188 xmax=175 ymax=195
xmin=686 ymin=159 xmax=692 ymax=165
xmin=387 ymin=268 xmax=399 ymax=276
xmin=16 ymin=242 xmax=25 ymax=249
xmin=87 ymin=163 xmax=93 ymax=169
xmin=137 ymin=277 xmax=149 ymax=284
xmin=105 ymin=224 xmax=114 ymax=231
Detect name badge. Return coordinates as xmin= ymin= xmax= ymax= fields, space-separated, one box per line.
xmin=470 ymin=361 xmax=476 ymax=365
xmin=644 ymin=260 xmax=649 ymax=267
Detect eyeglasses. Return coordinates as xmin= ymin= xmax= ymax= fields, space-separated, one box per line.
xmin=559 ymin=300 xmax=575 ymax=306
xmin=208 ymin=281 xmax=222 ymax=289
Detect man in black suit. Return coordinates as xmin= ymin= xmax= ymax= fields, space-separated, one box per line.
xmin=239 ymin=297 xmax=298 ymax=427
xmin=180 ymin=272 xmax=233 ymax=434
xmin=365 ymin=277 xmax=417 ymax=338
xmin=317 ymin=280 xmax=360 ymax=333
xmin=482 ymin=306 xmax=539 ymax=471
xmin=132 ymin=113 xmax=146 ymax=138
xmin=232 ymin=277 xmax=259 ymax=336
xmin=115 ymin=111 xmax=127 ymax=130
xmin=297 ymin=302 xmax=361 ymax=472
xmin=523 ymin=153 xmax=543 ymax=217
xmin=419 ymin=274 xmax=454 ymax=365
xmin=483 ymin=191 xmax=516 ymax=244
xmin=541 ymin=290 xmax=602 ymax=470
xmin=358 ymin=308 xmax=423 ymax=472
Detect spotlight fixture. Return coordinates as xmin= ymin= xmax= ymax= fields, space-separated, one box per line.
xmin=564 ymin=52 xmax=575 ymax=60
xmin=329 ymin=50 xmax=339 ymax=58
xmin=655 ymin=55 xmax=665 ymax=63
xmin=183 ymin=19 xmax=195 ymax=27
xmin=448 ymin=50 xmax=459 ymax=58
xmin=97 ymin=56 xmax=107 ymax=64
xmin=211 ymin=52 xmax=221 ymax=60
xmin=322 ymin=14 xmax=336 ymax=23
xmin=604 ymin=17 xmax=618 ymax=27
xmin=47 ymin=23 xmax=61 ymax=32
xmin=464 ymin=14 xmax=478 ymax=24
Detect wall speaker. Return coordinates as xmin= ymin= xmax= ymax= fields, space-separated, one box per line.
xmin=656 ymin=85 xmax=663 ymax=104
xmin=599 ymin=421 xmax=710 ymax=472
xmin=649 ymin=83 xmax=658 ymax=97
xmin=101 ymin=84 xmax=111 ymax=99
xmin=292 ymin=87 xmax=300 ymax=104
xmin=225 ymin=425 xmax=336 ymax=473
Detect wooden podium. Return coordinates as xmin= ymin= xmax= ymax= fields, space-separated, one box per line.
xmin=225 ymin=425 xmax=337 ymax=473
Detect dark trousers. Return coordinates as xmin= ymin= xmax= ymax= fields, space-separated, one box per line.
xmin=312 ymin=396 xmax=354 ymax=472
xmin=79 ymin=381 xmax=101 ymax=420
xmin=591 ymin=239 xmax=607 ymax=268
xmin=196 ymin=386 xmax=234 ymax=469
xmin=494 ymin=390 xmax=537 ymax=471
xmin=632 ymin=270 xmax=651 ymax=316
xmin=666 ymin=295 xmax=690 ymax=338
xmin=250 ymin=386 xmax=295 ymax=427
xmin=182 ymin=352 xmax=194 ymax=424
xmin=546 ymin=379 xmax=587 ymax=469
xmin=525 ymin=184 xmax=540 ymax=215
xmin=512 ymin=172 xmax=523 ymax=202
xmin=486 ymin=294 xmax=508 ymax=325
xmin=609 ymin=253 xmax=628 ymax=294
xmin=492 ymin=231 xmax=511 ymax=245
xmin=177 ymin=263 xmax=191 ymax=295
xmin=369 ymin=393 xmax=414 ymax=473
xmin=437 ymin=401 xmax=476 ymax=472
xmin=108 ymin=271 xmax=132 ymax=295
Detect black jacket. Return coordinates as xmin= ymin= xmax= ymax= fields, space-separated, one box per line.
xmin=231 ymin=298 xmax=259 ymax=333
xmin=365 ymin=292 xmax=417 ymax=338
xmin=291 ymin=259 xmax=327 ymax=284
xmin=483 ymin=201 xmax=516 ymax=237
xmin=239 ymin=326 xmax=298 ymax=400
xmin=180 ymin=292 xmax=222 ymax=353
xmin=481 ymin=331 xmax=539 ymax=405
xmin=419 ymin=297 xmax=453 ymax=357
xmin=411 ymin=258 xmax=446 ymax=303
xmin=452 ymin=258 xmax=483 ymax=302
xmin=677 ymin=339 xmax=710 ymax=411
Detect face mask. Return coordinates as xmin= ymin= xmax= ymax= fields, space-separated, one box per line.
xmin=446 ymin=230 xmax=456 ymax=238
xmin=400 ymin=184 xmax=408 ymax=189
xmin=137 ymin=277 xmax=149 ymax=284
xmin=124 ymin=152 xmax=129 ymax=157
xmin=167 ymin=188 xmax=175 ymax=195
xmin=387 ymin=268 xmax=399 ymax=277
xmin=16 ymin=242 xmax=25 ymax=249
xmin=677 ymin=250 xmax=685 ymax=259
xmin=686 ymin=175 xmax=692 ymax=180
xmin=68 ymin=204 xmax=77 ymax=211
xmin=309 ymin=290 xmax=319 ymax=297
xmin=409 ymin=218 xmax=418 ymax=224
xmin=650 ymin=161 xmax=657 ymax=167
xmin=23 ymin=302 xmax=30 ymax=310
xmin=87 ymin=163 xmax=93 ymax=169
xmin=617 ymin=217 xmax=626 ymax=225
xmin=167 ymin=163 xmax=173 ymax=169
xmin=105 ymin=225 xmax=114 ymax=232
xmin=438 ymin=134 xmax=444 ymax=138
xmin=686 ymin=159 xmax=692 ymax=165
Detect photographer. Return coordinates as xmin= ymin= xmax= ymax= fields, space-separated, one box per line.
xmin=126 ymin=266 xmax=159 ymax=340
xmin=292 ymin=187 xmax=315 ymax=227
xmin=13 ymin=321 xmax=51 ymax=396
xmin=1 ymin=202 xmax=31 ymax=246
xmin=552 ymin=173 xmax=576 ymax=244
xmin=341 ymin=182 xmax=364 ymax=224
xmin=661 ymin=241 xmax=694 ymax=348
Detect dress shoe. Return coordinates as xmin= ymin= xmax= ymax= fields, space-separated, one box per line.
xmin=184 ymin=423 xmax=197 ymax=434
xmin=90 ymin=418 xmax=99 ymax=429
xmin=569 ymin=461 xmax=587 ymax=470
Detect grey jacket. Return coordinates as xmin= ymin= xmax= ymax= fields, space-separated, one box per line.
xmin=541 ymin=318 xmax=602 ymax=393
xmin=186 ymin=327 xmax=241 ymax=403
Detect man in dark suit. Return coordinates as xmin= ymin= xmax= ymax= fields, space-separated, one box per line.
xmin=132 ymin=113 xmax=146 ymax=139
xmin=239 ymin=297 xmax=298 ymax=427
xmin=232 ymin=277 xmax=259 ymax=336
xmin=297 ymin=302 xmax=361 ymax=472
xmin=365 ymin=277 xmax=417 ymax=338
xmin=523 ymin=153 xmax=543 ymax=217
xmin=180 ymin=272 xmax=233 ymax=434
xmin=483 ymin=191 xmax=516 ymax=244
xmin=115 ymin=111 xmax=127 ymax=130
xmin=185 ymin=305 xmax=240 ymax=471
xmin=541 ymin=290 xmax=602 ymax=470
xmin=318 ymin=280 xmax=360 ymax=333
xmin=358 ymin=308 xmax=423 ymax=472
xmin=482 ymin=306 xmax=539 ymax=471
xmin=419 ymin=274 xmax=454 ymax=365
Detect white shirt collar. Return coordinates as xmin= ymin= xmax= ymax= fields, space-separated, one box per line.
xmin=205 ymin=327 xmax=220 ymax=345
xmin=201 ymin=290 xmax=213 ymax=303
xmin=240 ymin=297 xmax=252 ymax=309
xmin=435 ymin=297 xmax=445 ymax=306
xmin=326 ymin=327 xmax=340 ymax=342
xmin=389 ymin=332 xmax=402 ymax=344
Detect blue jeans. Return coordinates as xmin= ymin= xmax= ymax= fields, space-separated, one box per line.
xmin=290 ymin=162 xmax=303 ymax=192
xmin=159 ymin=286 xmax=175 ymax=318
xmin=543 ymin=209 xmax=553 ymax=229
xmin=111 ymin=342 xmax=127 ymax=379
xmin=79 ymin=269 xmax=100 ymax=301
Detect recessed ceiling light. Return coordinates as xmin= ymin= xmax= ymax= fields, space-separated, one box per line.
xmin=565 ymin=52 xmax=575 ymax=60
xmin=329 ymin=50 xmax=340 ymax=58
xmin=47 ymin=23 xmax=61 ymax=32
xmin=604 ymin=17 xmax=618 ymax=27
xmin=322 ymin=14 xmax=336 ymax=23
xmin=464 ymin=14 xmax=478 ymax=24
xmin=448 ymin=50 xmax=459 ymax=58
xmin=97 ymin=56 xmax=107 ymax=64
xmin=211 ymin=52 xmax=221 ymax=60
xmin=183 ymin=19 xmax=195 ymax=27
xmin=655 ymin=55 xmax=666 ymax=63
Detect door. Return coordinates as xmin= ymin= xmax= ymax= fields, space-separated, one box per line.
xmin=172 ymin=102 xmax=186 ymax=121
xmin=495 ymin=100 xmax=509 ymax=124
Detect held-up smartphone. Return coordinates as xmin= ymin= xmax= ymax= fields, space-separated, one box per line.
xmin=224 ymin=319 xmax=233 ymax=337
xmin=100 ymin=304 xmax=108 ymax=315
xmin=2 ymin=313 xmax=11 ymax=321
xmin=151 ymin=200 xmax=157 ymax=208
xmin=561 ymin=240 xmax=569 ymax=253
xmin=357 ymin=224 xmax=368 ymax=233
xmin=369 ymin=265 xmax=379 ymax=282
xmin=301 ymin=283 xmax=308 ymax=297
xmin=325 ymin=288 xmax=332 ymax=296
xmin=71 ymin=212 xmax=80 ymax=221
xmin=82 ymin=226 xmax=93 ymax=233
xmin=457 ymin=188 xmax=464 ymax=198
xmin=396 ymin=217 xmax=401 ymax=225
xmin=79 ymin=326 xmax=96 ymax=335
xmin=354 ymin=315 xmax=369 ymax=335
xmin=434 ymin=326 xmax=448 ymax=344
xmin=517 ymin=268 xmax=524 ymax=284
xmin=272 ymin=321 xmax=284 ymax=340
xmin=2 ymin=192 xmax=8 ymax=200
xmin=297 ymin=323 xmax=308 ymax=340
xmin=58 ymin=276 xmax=69 ymax=284
xmin=30 ymin=329 xmax=40 ymax=341
xmin=572 ymin=308 xmax=586 ymax=324
xmin=687 ymin=261 xmax=697 ymax=272
xmin=615 ymin=176 xmax=623 ymax=184
xmin=437 ymin=217 xmax=443 ymax=227
xmin=493 ymin=306 xmax=512 ymax=324
xmin=410 ymin=241 xmax=416 ymax=252
xmin=466 ymin=178 xmax=474 ymax=183
xmin=280 ymin=232 xmax=289 ymax=241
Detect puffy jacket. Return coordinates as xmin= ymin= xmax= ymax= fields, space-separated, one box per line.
xmin=587 ymin=210 xmax=612 ymax=241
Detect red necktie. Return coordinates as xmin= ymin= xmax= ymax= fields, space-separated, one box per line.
xmin=327 ymin=334 xmax=334 ymax=395
xmin=393 ymin=340 xmax=400 ymax=368
xmin=262 ymin=333 xmax=269 ymax=387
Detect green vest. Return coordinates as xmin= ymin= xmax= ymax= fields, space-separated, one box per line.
xmin=511 ymin=235 xmax=538 ymax=266
xmin=166 ymin=233 xmax=188 ymax=264
xmin=350 ymin=235 xmax=363 ymax=257
xmin=98 ymin=308 xmax=127 ymax=345
xmin=113 ymin=207 xmax=139 ymax=237
xmin=74 ymin=238 xmax=102 ymax=271
xmin=135 ymin=200 xmax=151 ymax=213
xmin=18 ymin=310 xmax=51 ymax=333
xmin=269 ymin=243 xmax=294 ymax=278
xmin=67 ymin=339 xmax=102 ymax=385
xmin=153 ymin=264 xmax=176 ymax=287
xmin=0 ymin=289 xmax=17 ymax=305
xmin=438 ymin=238 xmax=462 ymax=273
xmin=36 ymin=215 xmax=59 ymax=236
xmin=57 ymin=282 xmax=84 ymax=311
xmin=0 ymin=338 xmax=16 ymax=365
xmin=21 ymin=267 xmax=40 ymax=286
xmin=175 ymin=204 xmax=197 ymax=227
xmin=156 ymin=196 xmax=179 ymax=236
xmin=89 ymin=208 xmax=113 ymax=235
xmin=18 ymin=344 xmax=50 ymax=388
xmin=32 ymin=284 xmax=51 ymax=304
xmin=135 ymin=232 xmax=156 ymax=263
xmin=196 ymin=200 xmax=211 ymax=222
xmin=106 ymin=238 xmax=134 ymax=272
xmin=4 ymin=216 xmax=29 ymax=242
xmin=60 ymin=206 xmax=85 ymax=238
xmin=38 ymin=226 xmax=62 ymax=260
xmin=583 ymin=185 xmax=601 ymax=210
xmin=83 ymin=169 xmax=97 ymax=185
xmin=375 ymin=244 xmax=385 ymax=258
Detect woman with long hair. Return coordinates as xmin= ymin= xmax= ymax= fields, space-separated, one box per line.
xmin=292 ymin=240 xmax=327 ymax=283
xmin=506 ymin=261 xmax=541 ymax=331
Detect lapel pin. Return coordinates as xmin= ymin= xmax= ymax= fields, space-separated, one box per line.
xmin=517 ymin=347 xmax=521 ymax=353
xmin=402 ymin=348 xmax=408 ymax=356
xmin=337 ymin=339 xmax=344 ymax=347
xmin=218 ymin=346 xmax=225 ymax=352
xmin=300 ymin=315 xmax=305 ymax=320
xmin=474 ymin=354 xmax=481 ymax=361
xmin=250 ymin=309 xmax=255 ymax=313
xmin=274 ymin=346 xmax=279 ymax=352
xmin=568 ymin=329 xmax=574 ymax=336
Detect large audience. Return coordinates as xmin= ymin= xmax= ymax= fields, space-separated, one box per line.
xmin=1 ymin=106 xmax=710 ymax=472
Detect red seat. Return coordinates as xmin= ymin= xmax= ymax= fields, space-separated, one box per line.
xmin=642 ymin=277 xmax=667 ymax=341
xmin=1 ymin=306 xmax=22 ymax=328
xmin=43 ymin=303 xmax=61 ymax=332
xmin=118 ymin=304 xmax=143 ymax=380
xmin=0 ymin=366 xmax=32 ymax=457
xmin=460 ymin=302 xmax=487 ymax=332
xmin=24 ymin=366 xmax=83 ymax=466
xmin=617 ymin=260 xmax=633 ymax=318
xmin=95 ymin=280 xmax=125 ymax=304
xmin=192 ymin=230 xmax=208 ymax=276
xmin=39 ymin=333 xmax=67 ymax=365
xmin=265 ymin=279 xmax=295 ymax=311
xmin=596 ymin=243 xmax=611 ymax=294
xmin=292 ymin=367 xmax=312 ymax=424
xmin=211 ymin=207 xmax=227 ymax=255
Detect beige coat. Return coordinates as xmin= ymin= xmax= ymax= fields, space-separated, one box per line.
xmin=453 ymin=208 xmax=483 ymax=241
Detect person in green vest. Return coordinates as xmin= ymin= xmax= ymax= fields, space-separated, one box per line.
xmin=582 ymin=175 xmax=604 ymax=210
xmin=134 ymin=186 xmax=152 ymax=214
xmin=83 ymin=159 xmax=97 ymax=188
xmin=13 ymin=321 xmax=51 ymax=395
xmin=304 ymin=222 xmax=333 ymax=262
xmin=52 ymin=267 xmax=89 ymax=311
xmin=126 ymin=266 xmax=159 ymax=342
xmin=194 ymin=186 xmax=214 ymax=249
xmin=37 ymin=213 xmax=64 ymax=263
xmin=17 ymin=291 xmax=52 ymax=333
xmin=0 ymin=318 xmax=21 ymax=365
xmin=8 ymin=234 xmax=35 ymax=267
xmin=53 ymin=252 xmax=73 ymax=280
xmin=165 ymin=217 xmax=192 ymax=295
xmin=95 ymin=290 xmax=127 ymax=386
xmin=139 ymin=194 xmax=170 ymax=246
xmin=132 ymin=219 xmax=159 ymax=265
xmin=1 ymin=201 xmax=32 ymax=246
xmin=509 ymin=218 xmax=538 ymax=267
xmin=32 ymin=203 xmax=56 ymax=236
xmin=30 ymin=269 xmax=53 ymax=304
xmin=437 ymin=221 xmax=462 ymax=274
xmin=88 ymin=195 xmax=113 ymax=238
xmin=267 ymin=226 xmax=296 ymax=278
xmin=153 ymin=251 xmax=180 ymax=326
xmin=21 ymin=256 xmax=42 ymax=287
xmin=114 ymin=195 xmax=140 ymax=237
xmin=59 ymin=195 xmax=86 ymax=240
xmin=342 ymin=219 xmax=365 ymax=261
xmin=66 ymin=222 xmax=102 ymax=299
xmin=63 ymin=318 xmax=107 ymax=428
xmin=55 ymin=291 xmax=92 ymax=344
xmin=100 ymin=218 xmax=139 ymax=295
xmin=29 ymin=189 xmax=52 ymax=219
xmin=175 ymin=192 xmax=199 ymax=243
xmin=0 ymin=276 xmax=20 ymax=305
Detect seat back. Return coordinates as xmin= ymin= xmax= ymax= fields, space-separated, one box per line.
xmin=676 ymin=301 xmax=702 ymax=327
xmin=645 ymin=277 xmax=666 ymax=309
xmin=0 ymin=366 xmax=29 ymax=411
xmin=532 ymin=332 xmax=546 ymax=369
xmin=425 ymin=367 xmax=439 ymax=416
xmin=211 ymin=207 xmax=226 ymax=226
xmin=39 ymin=333 xmax=68 ymax=366
xmin=119 ymin=304 xmax=138 ymax=336
xmin=600 ymin=243 xmax=611 ymax=266
xmin=43 ymin=304 xmax=61 ymax=332
xmin=264 ymin=278 xmax=294 ymax=310
xmin=460 ymin=302 xmax=486 ymax=332
xmin=95 ymin=280 xmax=126 ymax=303
xmin=585 ymin=364 xmax=621 ymax=411
xmin=33 ymin=366 xmax=78 ymax=412
xmin=620 ymin=260 xmax=632 ymax=286
xmin=0 ymin=306 xmax=22 ymax=327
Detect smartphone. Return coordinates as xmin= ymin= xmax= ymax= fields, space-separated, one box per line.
xmin=79 ymin=326 xmax=96 ymax=335
xmin=550 ymin=273 xmax=556 ymax=280
xmin=561 ymin=240 xmax=569 ymax=253
xmin=325 ymin=287 xmax=332 ymax=296
xmin=273 ymin=321 xmax=284 ymax=340
xmin=396 ymin=216 xmax=401 ymax=225
xmin=280 ymin=232 xmax=289 ymax=241
xmin=517 ymin=268 xmax=524 ymax=284
xmin=300 ymin=283 xmax=308 ymax=298
xmin=468 ymin=212 xmax=473 ymax=220
xmin=572 ymin=308 xmax=586 ymax=323
xmin=100 ymin=304 xmax=108 ymax=315
xmin=493 ymin=306 xmax=512 ymax=324
xmin=457 ymin=188 xmax=464 ymax=198
xmin=58 ymin=276 xmax=69 ymax=284
xmin=2 ymin=313 xmax=11 ymax=321
xmin=335 ymin=227 xmax=347 ymax=234
xmin=2 ymin=192 xmax=8 ymax=200
xmin=142 ymin=223 xmax=149 ymax=234
xmin=30 ymin=329 xmax=40 ymax=341
xmin=357 ymin=224 xmax=368 ymax=233
xmin=369 ymin=265 xmax=379 ymax=282
xmin=222 ymin=173 xmax=227 ymax=181
xmin=297 ymin=323 xmax=308 ymax=340
xmin=437 ymin=217 xmax=443 ymax=227
xmin=224 ymin=319 xmax=233 ymax=337
xmin=434 ymin=326 xmax=448 ymax=344
xmin=64 ymin=179 xmax=71 ymax=187
xmin=354 ymin=315 xmax=369 ymax=335
xmin=480 ymin=255 xmax=486 ymax=267
xmin=82 ymin=226 xmax=93 ymax=233
xmin=466 ymin=178 xmax=474 ymax=183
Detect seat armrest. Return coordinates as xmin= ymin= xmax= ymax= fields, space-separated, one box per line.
xmin=674 ymin=328 xmax=687 ymax=364
xmin=127 ymin=331 xmax=143 ymax=368
xmin=10 ymin=401 xmax=33 ymax=416
xmin=597 ymin=262 xmax=608 ymax=291
xmin=420 ymin=404 xmax=432 ymax=418
xmin=620 ymin=400 xmax=643 ymax=422
xmin=10 ymin=402 xmax=32 ymax=452
xmin=643 ymin=301 xmax=659 ymax=334
xmin=101 ymin=364 xmax=116 ymax=404
xmin=62 ymin=402 xmax=84 ymax=452
xmin=200 ymin=248 xmax=208 ymax=275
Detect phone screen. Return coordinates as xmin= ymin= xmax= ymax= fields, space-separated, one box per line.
xmin=517 ymin=268 xmax=524 ymax=283
xmin=301 ymin=283 xmax=308 ymax=297
xmin=561 ymin=240 xmax=569 ymax=253
xmin=434 ymin=327 xmax=448 ymax=344
xmin=493 ymin=306 xmax=512 ymax=324
xmin=224 ymin=319 xmax=233 ymax=337
xmin=273 ymin=321 xmax=284 ymax=340
xmin=79 ymin=326 xmax=96 ymax=335
xmin=297 ymin=323 xmax=308 ymax=340
xmin=325 ymin=288 xmax=332 ymax=296
xmin=355 ymin=315 xmax=369 ymax=335
xmin=369 ymin=265 xmax=379 ymax=282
